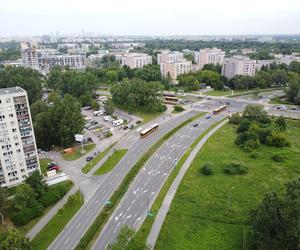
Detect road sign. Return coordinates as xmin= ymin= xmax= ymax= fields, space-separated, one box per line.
xmin=105 ymin=200 xmax=112 ymax=205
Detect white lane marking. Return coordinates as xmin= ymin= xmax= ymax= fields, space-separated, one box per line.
xmin=134 ymin=217 xmax=142 ymax=227
xmin=162 ymin=172 xmax=168 ymax=178
xmin=124 ymin=214 xmax=132 ymax=223
xmin=76 ymin=222 xmax=81 ymax=229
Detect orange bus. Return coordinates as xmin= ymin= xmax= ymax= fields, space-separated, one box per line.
xmin=163 ymin=96 xmax=178 ymax=105
xmin=140 ymin=124 xmax=159 ymax=138
xmin=213 ymin=105 xmax=227 ymax=115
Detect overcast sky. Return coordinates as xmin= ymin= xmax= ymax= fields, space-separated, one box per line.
xmin=0 ymin=0 xmax=299 ymax=36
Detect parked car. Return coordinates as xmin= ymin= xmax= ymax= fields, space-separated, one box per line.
xmin=83 ymin=106 xmax=92 ymax=110
xmin=136 ymin=120 xmax=142 ymax=124
xmin=47 ymin=162 xmax=60 ymax=171
xmin=123 ymin=125 xmax=128 ymax=130
xmin=193 ymin=123 xmax=199 ymax=127
xmin=206 ymin=115 xmax=211 ymax=119
xmin=86 ymin=156 xmax=94 ymax=162
xmin=129 ymin=124 xmax=134 ymax=129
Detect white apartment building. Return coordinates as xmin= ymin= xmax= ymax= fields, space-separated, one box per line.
xmin=222 ymin=56 xmax=256 ymax=79
xmin=38 ymin=54 xmax=86 ymax=73
xmin=157 ymin=50 xmax=184 ymax=64
xmin=160 ymin=60 xmax=192 ymax=81
xmin=120 ymin=53 xmax=152 ymax=69
xmin=195 ymin=48 xmax=225 ymax=69
xmin=0 ymin=87 xmax=40 ymax=188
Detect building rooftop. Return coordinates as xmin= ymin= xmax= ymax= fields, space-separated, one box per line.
xmin=0 ymin=86 xmax=26 ymax=96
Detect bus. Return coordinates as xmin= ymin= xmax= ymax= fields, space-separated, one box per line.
xmin=140 ymin=124 xmax=159 ymax=138
xmin=163 ymin=96 xmax=178 ymax=105
xmin=213 ymin=105 xmax=227 ymax=115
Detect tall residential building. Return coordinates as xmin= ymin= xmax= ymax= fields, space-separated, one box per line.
xmin=20 ymin=42 xmax=39 ymax=71
xmin=222 ymin=56 xmax=256 ymax=79
xmin=37 ymin=54 xmax=86 ymax=73
xmin=157 ymin=50 xmax=184 ymax=64
xmin=120 ymin=53 xmax=152 ymax=69
xmin=0 ymin=87 xmax=40 ymax=188
xmin=195 ymin=48 xmax=225 ymax=69
xmin=160 ymin=60 xmax=192 ymax=81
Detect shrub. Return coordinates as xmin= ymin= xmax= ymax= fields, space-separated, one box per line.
xmin=275 ymin=116 xmax=287 ymax=131
xmin=200 ymin=164 xmax=213 ymax=176
xmin=250 ymin=152 xmax=258 ymax=159
xmin=272 ymin=153 xmax=286 ymax=162
xmin=267 ymin=132 xmax=290 ymax=147
xmin=229 ymin=113 xmax=242 ymax=125
xmin=224 ymin=162 xmax=248 ymax=175
xmin=174 ymin=105 xmax=185 ymax=112
xmin=12 ymin=203 xmax=43 ymax=225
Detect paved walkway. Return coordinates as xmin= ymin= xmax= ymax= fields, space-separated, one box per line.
xmin=146 ymin=119 xmax=229 ymax=249
xmin=26 ymin=185 xmax=78 ymax=241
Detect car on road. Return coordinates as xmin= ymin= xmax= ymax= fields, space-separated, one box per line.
xmin=129 ymin=124 xmax=134 ymax=129
xmin=136 ymin=120 xmax=142 ymax=124
xmin=206 ymin=115 xmax=211 ymax=119
xmin=123 ymin=125 xmax=128 ymax=130
xmin=207 ymin=97 xmax=212 ymax=100
xmin=193 ymin=123 xmax=199 ymax=127
xmin=86 ymin=156 xmax=94 ymax=162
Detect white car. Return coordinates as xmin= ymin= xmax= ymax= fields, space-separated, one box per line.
xmin=94 ymin=110 xmax=105 ymax=116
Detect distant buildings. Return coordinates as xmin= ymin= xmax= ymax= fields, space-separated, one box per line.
xmin=195 ymin=48 xmax=225 ymax=69
xmin=20 ymin=42 xmax=39 ymax=70
xmin=120 ymin=53 xmax=152 ymax=69
xmin=0 ymin=87 xmax=40 ymax=187
xmin=222 ymin=56 xmax=256 ymax=79
xmin=160 ymin=60 xmax=192 ymax=81
xmin=157 ymin=50 xmax=184 ymax=64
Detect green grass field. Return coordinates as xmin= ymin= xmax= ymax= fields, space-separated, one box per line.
xmin=61 ymin=143 xmax=95 ymax=161
xmin=134 ymin=111 xmax=163 ymax=124
xmin=155 ymin=120 xmax=300 ymax=250
xmin=269 ymin=96 xmax=294 ymax=105
xmin=30 ymin=190 xmax=83 ymax=250
xmin=81 ymin=143 xmax=116 ymax=174
xmin=205 ymin=89 xmax=233 ymax=96
xmin=94 ymin=149 xmax=128 ymax=175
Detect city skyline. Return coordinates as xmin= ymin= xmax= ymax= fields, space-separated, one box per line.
xmin=0 ymin=0 xmax=300 ymax=36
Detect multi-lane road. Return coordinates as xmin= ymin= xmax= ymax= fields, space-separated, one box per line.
xmin=48 ymin=110 xmax=202 ymax=250
xmin=92 ymin=100 xmax=246 ymax=249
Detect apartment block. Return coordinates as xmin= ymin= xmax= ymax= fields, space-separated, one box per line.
xmin=0 ymin=87 xmax=40 ymax=188
xmin=222 ymin=56 xmax=256 ymax=79
xmin=195 ymin=48 xmax=225 ymax=69
xmin=157 ymin=50 xmax=184 ymax=64
xmin=160 ymin=60 xmax=192 ymax=81
xmin=120 ymin=53 xmax=152 ymax=69
xmin=38 ymin=54 xmax=86 ymax=73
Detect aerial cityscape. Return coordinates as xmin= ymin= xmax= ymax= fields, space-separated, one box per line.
xmin=0 ymin=0 xmax=300 ymax=250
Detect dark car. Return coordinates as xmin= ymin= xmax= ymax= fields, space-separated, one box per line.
xmin=136 ymin=120 xmax=142 ymax=124
xmin=129 ymin=124 xmax=134 ymax=129
xmin=86 ymin=156 xmax=94 ymax=162
xmin=193 ymin=123 xmax=199 ymax=127
xmin=123 ymin=126 xmax=128 ymax=130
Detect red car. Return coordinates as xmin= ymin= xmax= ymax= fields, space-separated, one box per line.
xmin=47 ymin=162 xmax=60 ymax=171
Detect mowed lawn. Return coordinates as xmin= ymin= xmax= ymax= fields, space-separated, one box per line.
xmin=155 ymin=120 xmax=300 ymax=250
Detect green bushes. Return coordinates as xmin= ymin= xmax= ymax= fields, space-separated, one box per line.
xmin=234 ymin=105 xmax=290 ymax=152
xmin=11 ymin=172 xmax=72 ymax=226
xmin=200 ymin=164 xmax=213 ymax=176
xmin=173 ymin=105 xmax=185 ymax=113
xmin=224 ymin=162 xmax=248 ymax=175
xmin=272 ymin=153 xmax=286 ymax=162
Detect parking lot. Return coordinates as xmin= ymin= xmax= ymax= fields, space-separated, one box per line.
xmin=81 ymin=108 xmax=141 ymax=149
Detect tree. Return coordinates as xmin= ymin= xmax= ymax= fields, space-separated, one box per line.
xmin=200 ymin=164 xmax=213 ymax=176
xmin=194 ymin=70 xmax=223 ymax=89
xmin=243 ymin=105 xmax=270 ymax=124
xmin=275 ymin=116 xmax=287 ymax=131
xmin=0 ymin=229 xmax=30 ymax=250
xmin=0 ymin=187 xmax=6 ymax=224
xmin=271 ymin=70 xmax=288 ymax=86
xmin=202 ymin=63 xmax=222 ymax=73
xmin=105 ymin=70 xmax=119 ymax=83
xmin=249 ymin=178 xmax=300 ymax=250
xmin=30 ymin=100 xmax=49 ymax=122
xmin=0 ymin=66 xmax=42 ymax=104
xmin=134 ymin=64 xmax=161 ymax=82
xmin=104 ymin=99 xmax=114 ymax=115
xmin=288 ymin=61 xmax=300 ymax=74
xmin=108 ymin=226 xmax=150 ymax=250
xmin=14 ymin=184 xmax=37 ymax=211
xmin=286 ymin=78 xmax=300 ymax=104
xmin=178 ymin=75 xmax=200 ymax=91
xmin=25 ymin=170 xmax=48 ymax=199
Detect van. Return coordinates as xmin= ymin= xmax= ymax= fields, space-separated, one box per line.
xmin=113 ymin=119 xmax=124 ymax=126
xmin=94 ymin=110 xmax=105 ymax=116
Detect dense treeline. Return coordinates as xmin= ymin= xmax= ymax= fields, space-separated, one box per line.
xmin=111 ymin=78 xmax=166 ymax=113
xmin=144 ymin=39 xmax=300 ymax=55
xmin=0 ymin=41 xmax=20 ymax=61
xmin=31 ymin=95 xmax=84 ymax=148
xmin=0 ymin=67 xmax=43 ymax=104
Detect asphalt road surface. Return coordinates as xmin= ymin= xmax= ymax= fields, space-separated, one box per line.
xmin=92 ymin=101 xmax=246 ymax=249
xmin=48 ymin=110 xmax=202 ymax=250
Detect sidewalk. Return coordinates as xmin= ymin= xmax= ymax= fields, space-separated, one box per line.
xmin=26 ymin=185 xmax=78 ymax=241
xmin=146 ymin=119 xmax=228 ymax=249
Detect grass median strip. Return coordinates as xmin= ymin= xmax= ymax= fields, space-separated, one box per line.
xmin=131 ymin=117 xmax=228 ymax=246
xmin=74 ymin=112 xmax=206 ymax=250
xmin=81 ymin=143 xmax=116 ymax=174
xmin=94 ymin=149 xmax=128 ymax=175
xmin=30 ymin=190 xmax=84 ymax=250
